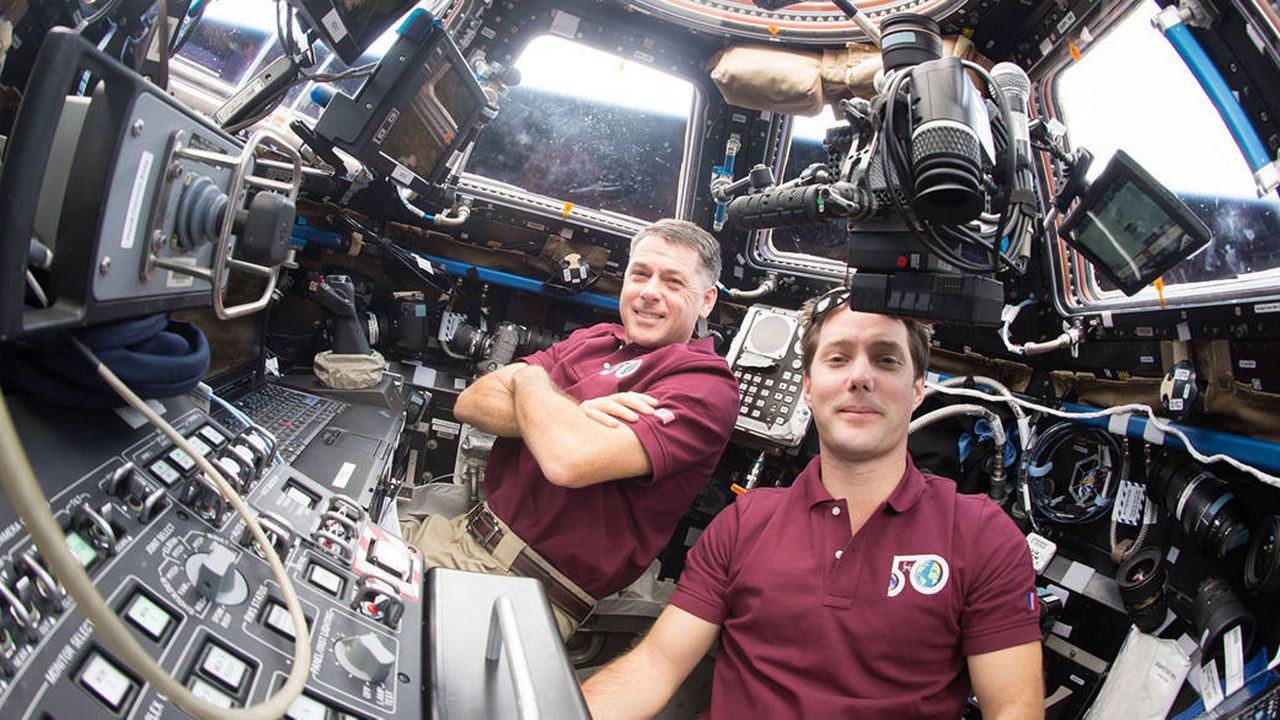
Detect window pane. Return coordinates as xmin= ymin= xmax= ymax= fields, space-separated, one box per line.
xmin=465 ymin=35 xmax=694 ymax=221
xmin=175 ymin=0 xmax=277 ymax=87
xmin=770 ymin=108 xmax=849 ymax=261
xmin=1055 ymin=0 xmax=1280 ymax=291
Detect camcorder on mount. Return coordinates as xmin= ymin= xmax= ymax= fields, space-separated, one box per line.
xmin=724 ymin=13 xmax=1034 ymax=327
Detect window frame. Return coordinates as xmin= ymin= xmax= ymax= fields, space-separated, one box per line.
xmin=1039 ymin=0 xmax=1280 ymax=318
xmin=457 ymin=30 xmax=707 ymax=227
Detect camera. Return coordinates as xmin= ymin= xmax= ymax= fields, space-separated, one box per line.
xmin=724 ymin=13 xmax=1034 ymax=326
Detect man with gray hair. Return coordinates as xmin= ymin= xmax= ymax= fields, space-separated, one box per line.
xmin=401 ymin=219 xmax=739 ymax=638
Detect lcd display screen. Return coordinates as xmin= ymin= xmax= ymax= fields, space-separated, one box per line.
xmin=379 ymin=60 xmax=479 ymax=182
xmin=1059 ymin=150 xmax=1211 ymax=295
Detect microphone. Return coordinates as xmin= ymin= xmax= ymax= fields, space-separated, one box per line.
xmin=990 ymin=62 xmax=1033 ymax=170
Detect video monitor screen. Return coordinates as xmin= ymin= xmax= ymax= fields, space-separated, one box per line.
xmin=291 ymin=0 xmax=416 ymax=65
xmin=379 ymin=60 xmax=480 ymax=183
xmin=1059 ymin=150 xmax=1211 ymax=296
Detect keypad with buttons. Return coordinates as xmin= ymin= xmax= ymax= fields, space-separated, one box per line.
xmin=727 ymin=306 xmax=813 ymax=447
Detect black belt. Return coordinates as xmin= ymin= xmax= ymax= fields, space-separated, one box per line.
xmin=465 ymin=504 xmax=595 ymax=625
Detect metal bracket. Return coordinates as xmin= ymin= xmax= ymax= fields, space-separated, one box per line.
xmin=1255 ymin=156 xmax=1280 ymax=197
xmin=151 ymin=128 xmax=303 ymax=319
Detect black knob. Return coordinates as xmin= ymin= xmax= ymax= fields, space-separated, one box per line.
xmin=237 ymin=191 xmax=295 ymax=266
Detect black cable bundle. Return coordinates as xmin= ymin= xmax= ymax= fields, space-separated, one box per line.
xmin=1020 ymin=421 xmax=1125 ymax=525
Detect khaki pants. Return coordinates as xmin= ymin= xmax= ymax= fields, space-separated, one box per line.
xmin=400 ymin=511 xmax=594 ymax=640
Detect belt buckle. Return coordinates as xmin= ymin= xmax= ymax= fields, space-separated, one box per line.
xmin=466 ymin=506 xmax=502 ymax=548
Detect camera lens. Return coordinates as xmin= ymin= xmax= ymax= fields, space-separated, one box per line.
xmin=1147 ymin=454 xmax=1251 ymax=560
xmin=1244 ymin=515 xmax=1280 ymax=595
xmin=879 ymin=13 xmax=944 ymax=73
xmin=1116 ymin=546 xmax=1167 ymax=633
xmin=1194 ymin=576 xmax=1255 ymax=663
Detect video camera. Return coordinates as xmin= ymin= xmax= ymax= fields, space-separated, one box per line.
xmin=723 ymin=13 xmax=1037 ymax=326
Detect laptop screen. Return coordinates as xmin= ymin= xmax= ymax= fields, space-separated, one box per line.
xmin=170 ymin=306 xmax=266 ymax=391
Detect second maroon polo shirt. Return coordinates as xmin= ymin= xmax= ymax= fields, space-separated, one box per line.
xmin=670 ymin=454 xmax=1041 ymax=719
xmin=485 ymin=323 xmax=739 ymax=599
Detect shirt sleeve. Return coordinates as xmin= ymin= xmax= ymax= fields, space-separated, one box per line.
xmin=518 ymin=326 xmax=583 ymax=370
xmin=960 ymin=501 xmax=1043 ymax=656
xmin=669 ymin=501 xmax=740 ymax=626
xmin=625 ymin=362 xmax=739 ymax=486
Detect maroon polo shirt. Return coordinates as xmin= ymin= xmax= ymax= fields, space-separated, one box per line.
xmin=485 ymin=323 xmax=738 ymax=598
xmin=670 ymin=455 xmax=1041 ymax=719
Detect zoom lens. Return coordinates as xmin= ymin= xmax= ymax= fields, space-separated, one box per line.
xmin=1244 ymin=515 xmax=1280 ymax=595
xmin=1194 ymin=576 xmax=1255 ymax=664
xmin=879 ymin=13 xmax=944 ymax=73
xmin=1116 ymin=546 xmax=1167 ymax=633
xmin=1147 ymin=454 xmax=1251 ymax=560
xmin=908 ymin=57 xmax=987 ymax=225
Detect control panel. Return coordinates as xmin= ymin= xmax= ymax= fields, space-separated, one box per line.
xmin=0 ymin=392 xmax=423 ymax=719
xmin=724 ymin=305 xmax=813 ymax=448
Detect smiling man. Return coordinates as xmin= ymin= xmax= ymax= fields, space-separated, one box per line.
xmin=583 ymin=289 xmax=1044 ymax=719
xmin=400 ymin=219 xmax=739 ymax=638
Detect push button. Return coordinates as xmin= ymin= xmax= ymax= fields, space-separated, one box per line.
xmin=149 ymin=459 xmax=181 ymax=487
xmin=189 ymin=677 xmax=234 ymax=708
xmin=262 ymin=600 xmax=308 ymax=640
xmin=79 ymin=653 xmax=135 ymax=712
xmin=197 ymin=425 xmax=226 ymax=447
xmin=367 ymin=539 xmax=412 ymax=581
xmin=307 ymin=563 xmax=344 ymax=597
xmin=185 ymin=436 xmax=213 ymax=459
xmin=285 ymin=693 xmax=329 ymax=720
xmin=167 ymin=448 xmax=196 ymax=473
xmin=200 ymin=643 xmax=249 ymax=691
xmin=124 ymin=592 xmax=174 ymax=641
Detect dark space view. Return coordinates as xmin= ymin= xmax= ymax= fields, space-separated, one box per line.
xmin=466 ymin=85 xmax=687 ymax=221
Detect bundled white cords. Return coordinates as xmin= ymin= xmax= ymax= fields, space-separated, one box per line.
xmin=923 ymin=375 xmax=1032 ymax=453
xmin=0 ymin=338 xmax=311 ymax=720
xmin=926 ymin=381 xmax=1280 ymax=489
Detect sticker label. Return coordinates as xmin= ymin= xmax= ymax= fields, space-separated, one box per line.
xmin=1056 ymin=10 xmax=1077 ymax=34
xmin=1254 ymin=302 xmax=1280 ymax=314
xmin=164 ymin=257 xmax=197 ymax=288
xmin=390 ymin=164 xmax=414 ymax=185
xmin=321 ymin=9 xmax=348 ymax=41
xmin=550 ymin=9 xmax=580 ymax=38
xmin=1201 ymin=660 xmax=1224 ymax=711
xmin=122 ymin=151 xmax=154 ymax=250
xmin=1112 ymin=481 xmax=1147 ymax=525
xmin=1224 ymin=625 xmax=1244 ymax=696
xmin=332 ymin=462 xmax=356 ymax=489
xmin=1239 ymin=359 xmax=1257 ymax=369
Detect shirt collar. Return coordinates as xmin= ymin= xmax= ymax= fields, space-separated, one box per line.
xmin=800 ymin=453 xmax=927 ymax=514
xmin=608 ymin=323 xmax=714 ymax=352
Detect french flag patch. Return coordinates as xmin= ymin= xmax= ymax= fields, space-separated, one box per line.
xmin=1026 ymin=591 xmax=1038 ymax=612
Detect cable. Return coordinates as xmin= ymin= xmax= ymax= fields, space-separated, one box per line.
xmin=910 ymin=402 xmax=1009 ymax=500
xmin=170 ymin=0 xmax=206 ymax=55
xmin=207 ymin=391 xmax=280 ymax=459
xmin=998 ymin=300 xmax=1084 ymax=356
xmin=1021 ymin=421 xmax=1123 ymax=525
xmin=1108 ymin=465 xmax=1150 ymax=565
xmin=77 ymin=0 xmax=126 ymax=31
xmin=924 ymin=375 xmax=1031 ymax=452
xmin=929 ymin=383 xmax=1280 ymax=488
xmin=0 ymin=341 xmax=311 ymax=719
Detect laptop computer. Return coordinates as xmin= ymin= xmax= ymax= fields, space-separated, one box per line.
xmin=174 ymin=307 xmax=404 ymax=509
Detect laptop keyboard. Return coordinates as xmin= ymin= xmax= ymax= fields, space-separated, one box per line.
xmin=233 ymin=384 xmax=348 ymax=464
